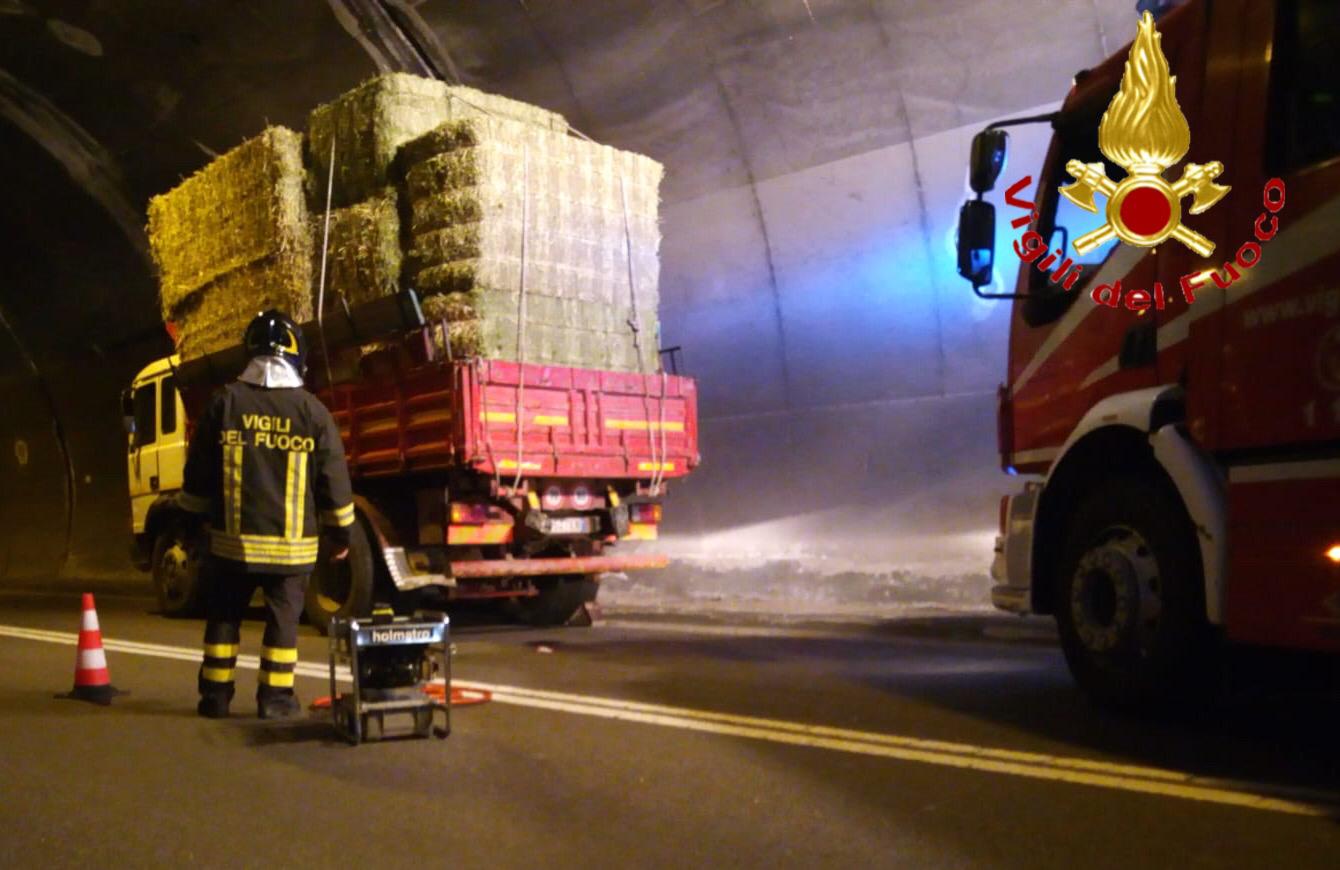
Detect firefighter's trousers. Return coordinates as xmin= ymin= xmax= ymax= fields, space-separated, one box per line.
xmin=198 ymin=559 xmax=307 ymax=702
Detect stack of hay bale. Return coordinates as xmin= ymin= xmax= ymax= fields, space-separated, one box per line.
xmin=147 ymin=73 xmax=664 ymax=374
xmin=147 ymin=128 xmax=312 ymax=361
xmin=398 ymin=115 xmax=662 ymax=370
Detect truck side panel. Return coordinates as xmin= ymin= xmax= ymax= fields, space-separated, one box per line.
xmin=327 ymin=359 xmax=699 ymax=481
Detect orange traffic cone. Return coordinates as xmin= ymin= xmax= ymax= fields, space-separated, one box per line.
xmin=59 ymin=593 xmax=124 ymax=705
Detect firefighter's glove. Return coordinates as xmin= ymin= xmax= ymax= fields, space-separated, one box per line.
xmin=322 ymin=526 xmax=352 ymax=561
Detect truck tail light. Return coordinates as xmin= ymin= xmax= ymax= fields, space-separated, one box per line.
xmin=1327 ymin=545 xmax=1340 ymax=564
xmin=630 ymin=503 xmax=662 ymax=524
xmin=450 ymin=503 xmax=491 ymax=524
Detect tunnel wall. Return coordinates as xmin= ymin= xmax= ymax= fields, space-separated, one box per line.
xmin=603 ymin=114 xmax=1056 ymax=615
xmin=0 ymin=118 xmax=172 ymax=583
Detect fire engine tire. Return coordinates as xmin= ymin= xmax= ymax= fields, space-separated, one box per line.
xmin=151 ymin=522 xmax=204 ymax=617
xmin=1054 ymin=475 xmax=1215 ymax=710
xmin=513 ymin=574 xmax=599 ymax=627
xmin=304 ymin=518 xmax=376 ymax=636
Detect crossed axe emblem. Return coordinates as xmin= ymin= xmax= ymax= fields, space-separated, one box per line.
xmin=1061 ymin=159 xmax=1230 ymax=258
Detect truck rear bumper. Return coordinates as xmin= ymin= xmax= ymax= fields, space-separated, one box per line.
xmin=450 ymin=553 xmax=669 ymax=578
xmin=383 ymin=548 xmax=670 ymax=590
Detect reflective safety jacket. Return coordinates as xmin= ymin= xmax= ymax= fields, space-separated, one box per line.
xmin=179 ymin=381 xmax=355 ymax=573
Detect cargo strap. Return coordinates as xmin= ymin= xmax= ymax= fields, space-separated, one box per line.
xmin=511 ymin=143 xmax=530 ymax=493
xmin=315 ymin=135 xmax=339 ymax=393
xmin=619 ymin=174 xmax=670 ymax=495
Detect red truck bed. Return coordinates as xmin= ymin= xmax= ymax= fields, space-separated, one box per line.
xmin=325 ymin=357 xmax=699 ymax=481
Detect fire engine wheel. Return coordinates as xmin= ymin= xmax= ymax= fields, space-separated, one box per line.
xmin=304 ymin=518 xmax=376 ymax=636
xmin=512 ymin=574 xmax=599 ymax=627
xmin=151 ymin=523 xmax=204 ymax=617
xmin=1055 ymin=476 xmax=1213 ymax=709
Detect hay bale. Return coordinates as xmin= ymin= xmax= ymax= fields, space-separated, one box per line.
xmin=401 ymin=128 xmax=662 ymax=221
xmin=394 ymin=113 xmax=664 ymax=372
xmin=407 ymin=187 xmax=659 ymax=250
xmin=410 ymin=186 xmax=660 ymax=240
xmin=428 ymin=316 xmax=512 ymax=360
xmin=407 ymin=221 xmax=658 ymax=289
xmin=413 ymin=255 xmax=659 ymax=310
xmin=414 ymin=258 xmax=590 ymax=304
xmin=172 ymin=256 xmax=315 ymax=361
xmin=309 ymin=74 xmax=569 ymax=206
xmin=147 ymin=127 xmax=310 ymax=319
xmin=426 ymin=319 xmax=598 ymax=368
xmin=309 ymin=74 xmax=452 ymax=207
xmin=399 ymin=117 xmax=662 ymax=311
xmin=312 ymin=189 xmax=402 ymax=308
xmin=406 ymin=189 xmax=485 ymax=235
xmin=419 ymin=285 xmax=652 ymax=336
xmin=420 ymin=291 xmax=659 ymax=372
xmin=446 ymin=84 xmax=567 ymax=133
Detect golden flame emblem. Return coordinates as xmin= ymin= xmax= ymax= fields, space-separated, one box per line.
xmin=1060 ymin=11 xmax=1229 ymax=257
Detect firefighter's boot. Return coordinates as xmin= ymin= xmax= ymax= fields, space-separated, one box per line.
xmin=257 ymin=691 xmax=301 ymax=720
xmin=197 ymin=693 xmax=231 ymax=719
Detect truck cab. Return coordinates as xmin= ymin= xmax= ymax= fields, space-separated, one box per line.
xmin=124 ymin=356 xmax=200 ymax=615
xmin=956 ymin=0 xmax=1340 ymax=706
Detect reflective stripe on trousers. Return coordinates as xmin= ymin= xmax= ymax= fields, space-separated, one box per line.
xmin=258 ymin=645 xmax=298 ymax=688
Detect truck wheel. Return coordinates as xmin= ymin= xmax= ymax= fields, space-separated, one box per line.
xmin=1054 ymin=475 xmax=1214 ymax=709
xmin=304 ymin=518 xmax=376 ymax=636
xmin=151 ymin=523 xmax=204 ymax=617
xmin=512 ymin=575 xmax=599 ymax=627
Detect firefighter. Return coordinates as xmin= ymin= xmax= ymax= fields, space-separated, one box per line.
xmin=176 ymin=310 xmax=355 ymax=719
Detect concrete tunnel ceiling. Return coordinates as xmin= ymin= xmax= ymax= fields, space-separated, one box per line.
xmin=0 ymin=0 xmax=1143 ymax=606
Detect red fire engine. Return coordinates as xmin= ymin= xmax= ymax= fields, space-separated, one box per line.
xmin=956 ymin=0 xmax=1339 ymax=705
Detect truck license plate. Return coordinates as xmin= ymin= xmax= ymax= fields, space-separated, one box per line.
xmin=549 ymin=517 xmax=590 ymax=535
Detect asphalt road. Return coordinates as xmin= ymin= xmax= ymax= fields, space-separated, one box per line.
xmin=2 ymin=588 xmax=1340 ymax=869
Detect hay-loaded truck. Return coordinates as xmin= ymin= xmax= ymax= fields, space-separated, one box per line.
xmin=126 ymin=292 xmax=699 ymax=631
xmin=955 ymin=0 xmax=1339 ymax=705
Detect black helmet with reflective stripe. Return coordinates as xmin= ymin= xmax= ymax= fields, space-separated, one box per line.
xmin=243 ymin=310 xmax=306 ymax=374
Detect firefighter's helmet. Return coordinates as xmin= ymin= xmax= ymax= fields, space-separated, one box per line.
xmin=243 ymin=310 xmax=306 ymax=374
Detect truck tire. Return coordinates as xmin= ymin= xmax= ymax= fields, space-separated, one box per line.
xmin=151 ymin=522 xmax=204 ymax=617
xmin=512 ymin=575 xmax=599 ymax=627
xmin=304 ymin=518 xmax=376 ymax=636
xmin=1054 ymin=475 xmax=1215 ymax=710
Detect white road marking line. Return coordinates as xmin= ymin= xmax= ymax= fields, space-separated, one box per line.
xmin=2 ymin=623 xmax=1336 ymax=817
xmin=602 ymin=619 xmax=882 ymax=642
xmin=601 ymin=618 xmax=1057 ymax=647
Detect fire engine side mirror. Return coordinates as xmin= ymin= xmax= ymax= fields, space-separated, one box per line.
xmin=969 ymin=129 xmax=1008 ymax=194
xmin=956 ymin=199 xmax=996 ymax=287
